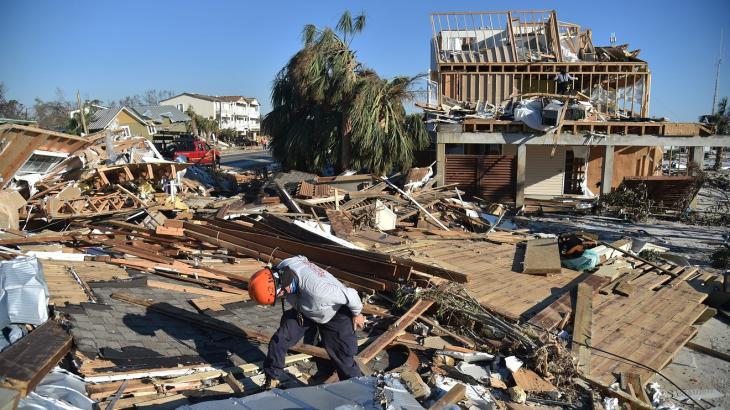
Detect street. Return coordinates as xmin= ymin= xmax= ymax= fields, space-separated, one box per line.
xmin=221 ymin=149 xmax=275 ymax=170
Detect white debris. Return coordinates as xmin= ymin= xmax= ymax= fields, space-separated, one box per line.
xmin=433 ymin=375 xmax=494 ymax=410
xmin=602 ymin=397 xmax=619 ymax=410
xmin=505 ymin=356 xmax=523 ymax=372
xmin=455 ymin=362 xmax=490 ymax=382
xmin=648 ymin=382 xmax=681 ymax=410
xmin=435 ymin=350 xmax=495 ymax=363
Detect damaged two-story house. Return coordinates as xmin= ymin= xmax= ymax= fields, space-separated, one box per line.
xmin=424 ymin=10 xmax=729 ymax=206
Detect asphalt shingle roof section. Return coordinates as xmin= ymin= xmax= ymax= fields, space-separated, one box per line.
xmin=66 ymin=276 xmax=283 ymax=371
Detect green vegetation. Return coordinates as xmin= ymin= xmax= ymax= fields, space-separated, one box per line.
xmin=262 ymin=11 xmax=429 ymax=174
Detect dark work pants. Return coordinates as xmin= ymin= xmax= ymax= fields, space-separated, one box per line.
xmin=557 ymin=81 xmax=570 ymax=95
xmin=264 ymin=307 xmax=362 ymax=381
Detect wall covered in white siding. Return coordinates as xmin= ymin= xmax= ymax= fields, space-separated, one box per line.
xmin=525 ymin=145 xmax=565 ymax=198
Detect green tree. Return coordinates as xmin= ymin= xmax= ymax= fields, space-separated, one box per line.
xmin=185 ymin=107 xmax=219 ymax=142
xmin=262 ymin=11 xmax=428 ymax=174
xmin=701 ymin=97 xmax=728 ymax=171
xmin=66 ymin=105 xmax=99 ymax=136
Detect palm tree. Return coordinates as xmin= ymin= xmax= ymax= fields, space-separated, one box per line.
xmin=701 ymin=97 xmax=729 ymax=170
xmin=186 ymin=107 xmax=219 ymax=142
xmin=262 ymin=11 xmax=428 ymax=174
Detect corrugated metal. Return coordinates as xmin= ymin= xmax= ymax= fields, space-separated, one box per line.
xmin=525 ymin=146 xmax=565 ymax=198
xmin=445 ymin=154 xmax=516 ymax=203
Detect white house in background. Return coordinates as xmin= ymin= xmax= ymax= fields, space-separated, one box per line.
xmin=160 ymin=93 xmax=260 ymax=137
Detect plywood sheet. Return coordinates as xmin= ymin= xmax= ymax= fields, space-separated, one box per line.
xmin=522 ymin=238 xmax=561 ymax=275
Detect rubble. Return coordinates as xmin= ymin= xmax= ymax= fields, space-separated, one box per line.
xmin=0 ymin=124 xmax=725 ymax=410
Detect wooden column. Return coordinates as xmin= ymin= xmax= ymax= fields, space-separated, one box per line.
xmin=516 ymin=144 xmax=526 ymax=207
xmin=436 ymin=143 xmax=446 ymax=186
xmin=600 ymin=145 xmax=614 ymax=195
xmin=689 ymin=146 xmax=704 ymax=175
xmin=689 ymin=146 xmax=704 ymax=208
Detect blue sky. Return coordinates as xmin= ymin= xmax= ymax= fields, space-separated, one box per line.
xmin=1 ymin=0 xmax=729 ymax=121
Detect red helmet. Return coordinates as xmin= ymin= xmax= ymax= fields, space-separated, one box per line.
xmin=249 ymin=268 xmax=277 ymax=305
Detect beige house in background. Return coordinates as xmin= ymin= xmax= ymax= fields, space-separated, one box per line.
xmin=160 ymin=92 xmax=260 ymax=137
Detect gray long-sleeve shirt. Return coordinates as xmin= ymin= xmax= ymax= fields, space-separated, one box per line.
xmin=554 ymin=73 xmax=576 ymax=83
xmin=276 ymin=256 xmax=362 ymax=324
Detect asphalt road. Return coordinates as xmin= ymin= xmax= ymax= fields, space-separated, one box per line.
xmin=221 ymin=149 xmax=275 ymax=170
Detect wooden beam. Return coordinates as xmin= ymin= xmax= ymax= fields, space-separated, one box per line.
xmin=686 ymin=341 xmax=730 ymax=362
xmin=357 ymin=296 xmax=435 ymax=364
xmin=571 ymin=283 xmax=593 ymax=375
xmin=581 ymin=374 xmax=653 ymax=410
xmin=429 ymin=383 xmax=466 ymax=410
xmin=624 ymin=372 xmax=651 ymax=406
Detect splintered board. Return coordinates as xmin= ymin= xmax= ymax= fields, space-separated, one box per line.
xmin=522 ymin=238 xmax=561 ymax=275
xmin=0 ymin=321 xmax=72 ymax=396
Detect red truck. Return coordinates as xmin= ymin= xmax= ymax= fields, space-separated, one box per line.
xmin=170 ymin=139 xmax=220 ymax=166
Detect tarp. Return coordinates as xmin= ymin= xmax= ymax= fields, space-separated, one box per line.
xmin=513 ymin=99 xmax=554 ymax=132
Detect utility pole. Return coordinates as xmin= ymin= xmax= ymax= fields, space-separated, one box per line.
xmin=76 ymin=90 xmax=88 ymax=135
xmin=711 ymin=29 xmax=723 ymax=114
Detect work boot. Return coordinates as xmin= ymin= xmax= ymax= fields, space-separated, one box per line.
xmin=263 ymin=377 xmax=280 ymax=390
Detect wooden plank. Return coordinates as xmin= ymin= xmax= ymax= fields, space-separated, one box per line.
xmin=356 ymin=296 xmax=435 ymax=364
xmin=110 ymin=292 xmax=330 ymax=360
xmin=428 ymin=383 xmax=466 ymax=410
xmin=155 ymin=226 xmax=184 ymax=237
xmin=522 ymin=239 xmax=561 ymax=275
xmin=581 ymin=374 xmax=652 ymax=410
xmin=625 ymin=372 xmax=651 ymax=406
xmin=190 ymin=294 xmax=250 ymax=312
xmin=0 ymin=321 xmax=73 ymax=396
xmin=685 ymin=341 xmax=730 ymax=362
xmin=528 ymin=275 xmax=610 ymax=331
xmin=572 ymin=282 xmax=593 ymax=375
xmin=511 ymin=368 xmax=558 ymax=393
xmin=146 ymin=280 xmax=236 ymax=298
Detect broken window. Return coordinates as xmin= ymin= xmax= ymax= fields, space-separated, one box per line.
xmin=17 ymin=151 xmax=67 ymax=176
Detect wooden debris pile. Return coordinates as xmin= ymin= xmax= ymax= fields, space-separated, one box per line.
xmin=0 ymin=150 xmax=725 ymax=409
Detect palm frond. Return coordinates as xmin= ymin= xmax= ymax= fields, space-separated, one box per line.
xmin=353 ymin=13 xmax=366 ymax=33
xmin=302 ymin=24 xmax=317 ymax=45
xmin=336 ymin=11 xmax=353 ymax=37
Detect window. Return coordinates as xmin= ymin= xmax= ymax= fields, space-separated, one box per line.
xmin=120 ymin=126 xmax=131 ymax=137
xmin=177 ymin=140 xmax=195 ymax=151
xmin=147 ymin=124 xmax=157 ymax=135
xmin=176 ymin=103 xmax=184 ymax=111
xmin=18 ymin=151 xmax=67 ymax=175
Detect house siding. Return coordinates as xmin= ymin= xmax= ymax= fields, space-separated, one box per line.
xmin=161 ymin=95 xmax=216 ymax=119
xmin=112 ymin=109 xmax=151 ymax=139
xmin=524 ymin=145 xmax=566 ymax=199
